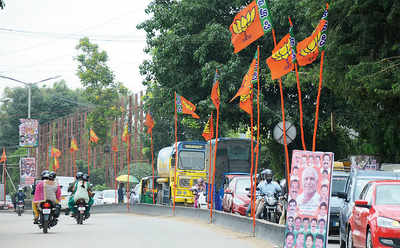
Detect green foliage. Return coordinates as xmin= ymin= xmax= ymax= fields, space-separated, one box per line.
xmin=119 ymin=162 xmax=153 ymax=181
xmin=75 ymin=37 xmax=128 ymax=145
xmin=138 ymin=0 xmax=400 ymax=173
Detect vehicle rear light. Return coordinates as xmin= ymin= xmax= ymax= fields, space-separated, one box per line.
xmin=43 ymin=202 xmax=51 ymax=208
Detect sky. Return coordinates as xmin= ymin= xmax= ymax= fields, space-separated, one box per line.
xmin=0 ymin=0 xmax=150 ymax=98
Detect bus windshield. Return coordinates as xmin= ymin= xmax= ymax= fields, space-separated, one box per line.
xmin=227 ymin=142 xmax=250 ymax=161
xmin=179 ymin=151 xmax=205 ymax=170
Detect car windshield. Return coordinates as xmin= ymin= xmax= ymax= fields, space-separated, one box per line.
xmin=179 ymin=151 xmax=205 ymax=170
xmin=235 ymin=178 xmax=251 ymax=194
xmin=103 ymin=191 xmax=115 ymax=198
xmin=375 ymin=185 xmax=400 ymax=205
xmin=332 ymin=176 xmax=347 ymax=194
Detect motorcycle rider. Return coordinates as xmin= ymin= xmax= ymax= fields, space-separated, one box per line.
xmin=16 ymin=186 xmax=26 ymax=208
xmin=255 ymin=169 xmax=282 ymax=219
xmin=66 ymin=172 xmax=83 ymax=216
xmin=69 ymin=172 xmax=92 ymax=218
xmin=81 ymin=173 xmax=94 ymax=218
xmin=32 ymin=170 xmax=61 ymax=224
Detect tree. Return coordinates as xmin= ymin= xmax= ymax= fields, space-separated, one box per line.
xmin=138 ymin=0 xmax=400 ymax=174
xmin=75 ymin=37 xmax=128 ymax=145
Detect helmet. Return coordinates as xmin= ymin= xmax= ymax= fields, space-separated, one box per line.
xmin=76 ymin=172 xmax=84 ymax=180
xmin=197 ymin=178 xmax=204 ymax=184
xmin=18 ymin=186 xmax=23 ymax=191
xmin=41 ymin=170 xmax=50 ymax=180
xmin=82 ymin=173 xmax=89 ymax=182
xmin=261 ymin=169 xmax=273 ymax=183
xmin=49 ymin=171 xmax=56 ymax=180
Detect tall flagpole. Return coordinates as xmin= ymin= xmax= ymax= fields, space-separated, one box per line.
xmin=312 ymin=51 xmax=325 ymax=152
xmin=295 ymin=63 xmax=307 ymax=151
xmin=253 ymin=46 xmax=261 ymax=234
xmin=151 ymin=131 xmax=155 ymax=204
xmin=173 ymin=92 xmax=178 ymax=215
xmin=272 ymin=28 xmax=291 ymax=186
xmin=250 ymin=92 xmax=255 ymax=234
xmin=210 ymin=107 xmax=219 ymax=223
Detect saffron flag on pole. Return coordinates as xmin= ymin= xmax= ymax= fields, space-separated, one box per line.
xmin=121 ymin=124 xmax=129 ymax=143
xmin=202 ymin=113 xmax=214 ymax=141
xmin=176 ymin=94 xmax=200 ymax=119
xmin=89 ymin=129 xmax=99 ymax=143
xmin=0 ymin=148 xmax=6 ymax=163
xmin=266 ymin=23 xmax=297 ymax=80
xmin=230 ymin=50 xmax=258 ymax=102
xmin=70 ymin=138 xmax=79 ymax=153
xmin=296 ymin=4 xmax=328 ymax=66
xmin=239 ymin=91 xmax=253 ymax=115
xmin=144 ymin=113 xmax=155 ymax=134
xmin=50 ymin=147 xmax=61 ymax=170
xmin=230 ymin=0 xmax=273 ymax=53
xmin=211 ymin=70 xmax=220 ymax=110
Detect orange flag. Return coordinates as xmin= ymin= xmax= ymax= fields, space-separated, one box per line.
xmin=239 ymin=90 xmax=253 ymax=115
xmin=0 ymin=148 xmax=6 ymax=163
xmin=230 ymin=0 xmax=273 ymax=53
xmin=267 ymin=32 xmax=296 ymax=80
xmin=121 ymin=124 xmax=129 ymax=143
xmin=202 ymin=113 xmax=214 ymax=141
xmin=51 ymin=147 xmax=61 ymax=170
xmin=89 ymin=129 xmax=99 ymax=143
xmin=176 ymin=93 xmax=200 ymax=119
xmin=296 ymin=4 xmax=328 ymax=66
xmin=230 ymin=50 xmax=258 ymax=102
xmin=211 ymin=70 xmax=220 ymax=109
xmin=70 ymin=138 xmax=79 ymax=152
xmin=144 ymin=113 xmax=155 ymax=134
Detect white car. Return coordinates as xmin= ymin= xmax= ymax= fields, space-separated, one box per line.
xmin=93 ymin=191 xmax=103 ymax=205
xmin=102 ymin=190 xmax=117 ymax=204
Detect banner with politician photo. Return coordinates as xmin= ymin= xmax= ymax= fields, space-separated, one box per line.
xmin=20 ymin=157 xmax=36 ymax=186
xmin=283 ymin=150 xmax=334 ymax=248
xmin=19 ymin=119 xmax=39 ymax=147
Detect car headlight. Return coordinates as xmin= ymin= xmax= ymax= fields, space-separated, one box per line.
xmin=377 ymin=217 xmax=400 ymax=228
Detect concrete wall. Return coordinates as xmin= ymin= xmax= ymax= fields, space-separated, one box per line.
xmin=92 ymin=203 xmax=285 ymax=246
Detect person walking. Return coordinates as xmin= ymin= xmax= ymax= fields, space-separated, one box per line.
xmin=118 ymin=183 xmax=125 ymax=204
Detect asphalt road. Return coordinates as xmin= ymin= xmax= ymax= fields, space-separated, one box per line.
xmin=0 ymin=211 xmax=275 ymax=248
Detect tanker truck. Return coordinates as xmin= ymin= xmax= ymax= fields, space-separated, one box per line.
xmin=156 ymin=141 xmax=206 ymax=205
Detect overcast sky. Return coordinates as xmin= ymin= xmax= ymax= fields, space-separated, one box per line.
xmin=0 ymin=0 xmax=150 ymax=98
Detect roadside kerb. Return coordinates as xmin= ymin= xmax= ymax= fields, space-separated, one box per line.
xmin=92 ymin=203 xmax=285 ymax=246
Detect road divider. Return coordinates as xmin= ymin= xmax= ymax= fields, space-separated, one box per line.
xmin=92 ymin=203 xmax=285 ymax=246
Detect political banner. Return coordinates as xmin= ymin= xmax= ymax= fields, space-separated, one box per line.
xmin=19 ymin=119 xmax=39 ymax=147
xmin=20 ymin=157 xmax=36 ymax=186
xmin=284 ymin=150 xmax=334 ymax=248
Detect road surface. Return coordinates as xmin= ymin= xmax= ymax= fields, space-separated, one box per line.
xmin=0 ymin=211 xmax=275 ymax=248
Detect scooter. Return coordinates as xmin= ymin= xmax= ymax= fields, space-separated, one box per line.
xmin=191 ymin=188 xmax=207 ymax=209
xmin=260 ymin=192 xmax=280 ymax=223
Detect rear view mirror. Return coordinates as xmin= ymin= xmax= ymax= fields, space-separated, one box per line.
xmin=245 ymin=187 xmax=250 ymax=191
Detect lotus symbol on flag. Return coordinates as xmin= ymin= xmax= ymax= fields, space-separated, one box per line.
xmin=299 ymin=32 xmax=321 ymax=57
xmin=232 ymin=7 xmax=256 ymax=34
xmin=271 ymin=42 xmax=292 ymax=61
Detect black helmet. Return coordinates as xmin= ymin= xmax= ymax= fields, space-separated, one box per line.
xmin=82 ymin=173 xmax=89 ymax=182
xmin=41 ymin=170 xmax=50 ymax=180
xmin=49 ymin=171 xmax=56 ymax=180
xmin=76 ymin=171 xmax=84 ymax=180
xmin=261 ymin=169 xmax=273 ymax=183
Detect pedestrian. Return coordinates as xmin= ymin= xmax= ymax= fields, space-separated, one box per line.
xmin=118 ymin=182 xmax=125 ymax=204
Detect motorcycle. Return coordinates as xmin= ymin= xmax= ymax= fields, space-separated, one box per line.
xmin=16 ymin=200 xmax=24 ymax=216
xmin=37 ymin=200 xmax=60 ymax=233
xmin=259 ymin=192 xmax=280 ymax=223
xmin=74 ymin=198 xmax=89 ymax=224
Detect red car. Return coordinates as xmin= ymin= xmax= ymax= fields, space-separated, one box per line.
xmin=348 ymin=180 xmax=400 ymax=248
xmin=222 ymin=176 xmax=251 ymax=216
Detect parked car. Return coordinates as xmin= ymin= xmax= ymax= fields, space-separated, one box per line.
xmin=215 ymin=172 xmax=250 ymax=210
xmin=337 ymin=170 xmax=400 ymax=248
xmin=329 ymin=171 xmax=349 ymax=236
xmin=93 ymin=191 xmax=103 ymax=205
xmin=222 ymin=175 xmax=251 ymax=216
xmin=347 ymin=180 xmax=400 ymax=248
xmin=0 ymin=194 xmax=13 ymax=209
xmin=102 ymin=189 xmax=117 ymax=204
